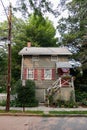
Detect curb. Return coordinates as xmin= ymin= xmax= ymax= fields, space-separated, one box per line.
xmin=0 ymin=113 xmax=87 ymax=117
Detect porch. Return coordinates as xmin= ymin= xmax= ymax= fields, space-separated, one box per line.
xmin=45 ymin=75 xmax=75 ymax=104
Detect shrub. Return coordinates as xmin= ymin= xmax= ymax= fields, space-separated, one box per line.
xmin=75 ymin=91 xmax=87 ymax=102
xmin=81 ymin=99 xmax=87 ymax=106
xmin=0 ymin=100 xmax=6 ymax=106
xmin=56 ymin=100 xmax=78 ymax=108
xmin=15 ymin=79 xmax=38 ymax=108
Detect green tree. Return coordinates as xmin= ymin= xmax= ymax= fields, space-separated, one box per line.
xmin=57 ymin=0 xmax=87 ymax=45
xmin=0 ymin=46 xmax=8 ymax=92
xmin=57 ymin=0 xmax=87 ymax=103
xmin=57 ymin=0 xmax=87 ymax=68
xmin=16 ymin=80 xmax=38 ymax=111
xmin=15 ymin=0 xmax=57 ymax=17
xmin=25 ymin=14 xmax=58 ymax=47
xmin=0 ymin=21 xmax=8 ymax=39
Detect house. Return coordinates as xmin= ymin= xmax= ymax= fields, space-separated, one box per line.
xmin=19 ymin=42 xmax=75 ymax=103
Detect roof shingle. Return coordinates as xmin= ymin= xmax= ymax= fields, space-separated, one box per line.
xmin=19 ymin=47 xmax=72 ymax=55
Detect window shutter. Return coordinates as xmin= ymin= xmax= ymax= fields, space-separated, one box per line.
xmin=52 ymin=69 xmax=55 ymax=80
xmin=23 ymin=68 xmax=27 ymax=80
xmin=34 ymin=69 xmax=38 ymax=80
xmin=41 ymin=69 xmax=44 ymax=80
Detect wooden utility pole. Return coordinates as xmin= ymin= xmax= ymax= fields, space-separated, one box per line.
xmin=6 ymin=2 xmax=12 ymax=111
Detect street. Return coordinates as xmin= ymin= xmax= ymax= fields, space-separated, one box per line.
xmin=0 ymin=116 xmax=87 ymax=130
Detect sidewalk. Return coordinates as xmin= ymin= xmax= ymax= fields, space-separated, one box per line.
xmin=0 ymin=106 xmax=87 ymax=112
xmin=0 ymin=106 xmax=87 ymax=117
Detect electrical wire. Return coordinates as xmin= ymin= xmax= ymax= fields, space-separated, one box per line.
xmin=0 ymin=0 xmax=8 ymax=20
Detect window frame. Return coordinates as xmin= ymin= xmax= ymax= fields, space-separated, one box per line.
xmin=51 ymin=55 xmax=58 ymax=61
xmin=44 ymin=69 xmax=52 ymax=80
xmin=32 ymin=55 xmax=39 ymax=61
xmin=28 ymin=69 xmax=34 ymax=80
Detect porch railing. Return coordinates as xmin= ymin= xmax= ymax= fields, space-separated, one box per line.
xmin=45 ymin=76 xmax=74 ymax=102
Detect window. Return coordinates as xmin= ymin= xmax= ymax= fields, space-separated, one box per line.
xmin=28 ymin=69 xmax=34 ymax=79
xmin=51 ymin=56 xmax=58 ymax=61
xmin=44 ymin=69 xmax=52 ymax=79
xmin=28 ymin=69 xmax=38 ymax=80
xmin=32 ymin=56 xmax=39 ymax=61
xmin=41 ymin=69 xmax=55 ymax=80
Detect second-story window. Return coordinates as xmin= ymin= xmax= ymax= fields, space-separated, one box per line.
xmin=32 ymin=56 xmax=39 ymax=61
xmin=51 ymin=56 xmax=58 ymax=61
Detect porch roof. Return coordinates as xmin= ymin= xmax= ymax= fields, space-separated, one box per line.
xmin=56 ymin=62 xmax=72 ymax=68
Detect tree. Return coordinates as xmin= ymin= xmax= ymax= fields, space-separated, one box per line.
xmin=57 ymin=0 xmax=87 ymax=68
xmin=15 ymin=0 xmax=57 ymax=17
xmin=0 ymin=46 xmax=8 ymax=92
xmin=25 ymin=14 xmax=58 ymax=47
xmin=16 ymin=80 xmax=38 ymax=111
xmin=57 ymin=0 xmax=87 ymax=104
xmin=57 ymin=0 xmax=87 ymax=45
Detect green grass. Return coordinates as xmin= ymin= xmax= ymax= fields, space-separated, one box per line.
xmin=25 ymin=110 xmax=43 ymax=114
xmin=49 ymin=111 xmax=87 ymax=115
xmin=0 ymin=109 xmax=43 ymax=114
xmin=0 ymin=109 xmax=87 ymax=116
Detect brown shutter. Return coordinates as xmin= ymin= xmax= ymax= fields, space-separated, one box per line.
xmin=34 ymin=69 xmax=38 ymax=80
xmin=52 ymin=69 xmax=55 ymax=80
xmin=41 ymin=69 xmax=44 ymax=80
xmin=23 ymin=68 xmax=27 ymax=80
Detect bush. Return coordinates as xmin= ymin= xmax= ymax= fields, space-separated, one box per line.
xmin=56 ymin=100 xmax=78 ymax=108
xmin=75 ymin=91 xmax=87 ymax=102
xmin=0 ymin=100 xmax=6 ymax=106
xmin=16 ymin=79 xmax=38 ymax=108
xmin=81 ymin=100 xmax=87 ymax=106
xmin=10 ymin=99 xmax=38 ymax=107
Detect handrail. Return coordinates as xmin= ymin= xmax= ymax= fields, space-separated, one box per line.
xmin=47 ymin=76 xmax=74 ymax=94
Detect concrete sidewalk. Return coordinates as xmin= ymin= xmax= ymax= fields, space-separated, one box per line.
xmin=0 ymin=106 xmax=87 ymax=112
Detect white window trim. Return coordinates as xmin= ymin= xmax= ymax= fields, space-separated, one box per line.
xmin=44 ymin=69 xmax=52 ymax=80
xmin=28 ymin=69 xmax=34 ymax=80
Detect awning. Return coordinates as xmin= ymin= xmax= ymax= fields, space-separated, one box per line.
xmin=61 ymin=68 xmax=69 ymax=73
xmin=56 ymin=62 xmax=72 ymax=68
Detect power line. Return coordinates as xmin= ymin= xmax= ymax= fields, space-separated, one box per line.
xmin=0 ymin=0 xmax=8 ymax=21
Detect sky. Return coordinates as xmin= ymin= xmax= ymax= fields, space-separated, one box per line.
xmin=0 ymin=0 xmax=60 ymax=21
xmin=0 ymin=0 xmax=69 ymax=37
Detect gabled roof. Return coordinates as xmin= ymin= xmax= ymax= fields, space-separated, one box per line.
xmin=19 ymin=47 xmax=72 ymax=56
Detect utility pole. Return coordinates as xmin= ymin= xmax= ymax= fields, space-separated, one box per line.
xmin=6 ymin=2 xmax=12 ymax=112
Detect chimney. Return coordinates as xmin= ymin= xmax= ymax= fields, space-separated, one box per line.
xmin=27 ymin=42 xmax=31 ymax=47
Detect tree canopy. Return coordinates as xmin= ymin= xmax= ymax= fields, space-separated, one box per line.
xmin=57 ymin=0 xmax=87 ymax=70
xmin=15 ymin=0 xmax=58 ymax=17
xmin=25 ymin=14 xmax=58 ymax=47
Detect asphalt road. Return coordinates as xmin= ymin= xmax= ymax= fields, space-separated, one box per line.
xmin=0 ymin=116 xmax=87 ymax=130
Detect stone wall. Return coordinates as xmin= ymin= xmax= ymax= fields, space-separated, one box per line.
xmin=52 ymin=87 xmax=75 ymax=102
